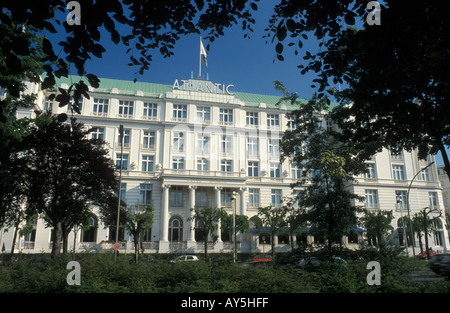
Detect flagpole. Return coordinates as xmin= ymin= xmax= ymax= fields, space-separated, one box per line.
xmin=199 ymin=37 xmax=202 ymax=79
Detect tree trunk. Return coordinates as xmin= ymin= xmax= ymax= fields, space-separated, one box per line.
xmin=51 ymin=221 xmax=63 ymax=257
xmin=134 ymin=234 xmax=139 ymax=264
xmin=423 ymin=212 xmax=430 ymax=259
xmin=10 ymin=223 xmax=19 ymax=256
xmin=271 ymin=231 xmax=275 ymax=261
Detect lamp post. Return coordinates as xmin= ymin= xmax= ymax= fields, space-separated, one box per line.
xmin=115 ymin=124 xmax=124 ymax=261
xmin=396 ymin=192 xmax=408 ymax=256
xmin=406 ymin=161 xmax=434 ymax=261
xmin=232 ymin=191 xmax=237 ymax=263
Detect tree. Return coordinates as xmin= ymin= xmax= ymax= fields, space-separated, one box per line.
xmin=255 ymin=205 xmax=291 ymax=261
xmin=220 ymin=212 xmax=249 ymax=259
xmin=23 ymin=113 xmax=117 ymax=256
xmin=265 ymin=1 xmax=450 ymax=181
xmin=123 ymin=204 xmax=154 ymax=264
xmin=277 ymin=82 xmax=365 ymax=250
xmin=361 ymin=210 xmax=394 ymax=251
xmin=0 ymin=0 xmax=259 ymax=126
xmin=189 ymin=207 xmax=225 ymax=259
xmin=414 ymin=207 xmax=442 ymax=259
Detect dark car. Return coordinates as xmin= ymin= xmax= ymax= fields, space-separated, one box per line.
xmin=427 ymin=253 xmax=450 ymax=278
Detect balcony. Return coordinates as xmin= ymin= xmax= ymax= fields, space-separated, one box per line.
xmin=162 ymin=169 xmax=246 ymax=179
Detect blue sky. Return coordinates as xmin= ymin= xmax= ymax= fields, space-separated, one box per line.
xmin=75 ymin=3 xmax=321 ymax=99
xmin=57 ymin=3 xmax=447 ymax=166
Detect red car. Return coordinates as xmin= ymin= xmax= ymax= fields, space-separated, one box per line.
xmin=246 ymin=254 xmax=272 ymax=263
xmin=416 ymin=250 xmax=439 ymax=259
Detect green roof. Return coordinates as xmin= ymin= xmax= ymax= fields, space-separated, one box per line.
xmin=48 ymin=75 xmax=336 ymax=111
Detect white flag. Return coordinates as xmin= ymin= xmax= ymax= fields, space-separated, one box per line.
xmin=200 ymin=39 xmax=208 ymax=68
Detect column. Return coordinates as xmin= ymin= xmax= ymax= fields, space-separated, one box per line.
xmin=214 ymin=186 xmax=222 ymax=243
xmin=239 ymin=187 xmax=246 ymax=216
xmin=238 ymin=187 xmax=248 ymax=251
xmin=188 ymin=185 xmax=196 ymax=244
xmin=159 ymin=184 xmax=170 ymax=252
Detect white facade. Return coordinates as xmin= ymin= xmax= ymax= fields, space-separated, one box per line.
xmin=1 ymin=77 xmax=449 ymax=255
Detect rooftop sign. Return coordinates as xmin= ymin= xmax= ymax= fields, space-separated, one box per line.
xmin=173 ymin=79 xmax=234 ymax=95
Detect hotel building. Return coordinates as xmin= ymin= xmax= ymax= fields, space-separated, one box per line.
xmin=1 ymin=75 xmax=449 ymax=255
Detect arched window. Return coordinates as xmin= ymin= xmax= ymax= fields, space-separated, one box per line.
xmin=81 ymin=215 xmax=98 ymax=242
xmin=169 ymin=216 xmax=183 ymax=242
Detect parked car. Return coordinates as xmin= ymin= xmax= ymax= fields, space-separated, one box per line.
xmin=296 ymin=256 xmax=347 ymax=269
xmin=427 ymin=253 xmax=450 ymax=278
xmin=246 ymin=254 xmax=272 ymax=263
xmin=170 ymin=255 xmax=199 ymax=263
xmin=416 ymin=250 xmax=439 ymax=259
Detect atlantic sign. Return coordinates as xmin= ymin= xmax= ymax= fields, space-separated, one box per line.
xmin=173 ymin=79 xmax=234 ymax=95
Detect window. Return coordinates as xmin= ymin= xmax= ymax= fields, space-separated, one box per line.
xmin=365 ymin=190 xmax=379 ymax=209
xmin=221 ymin=160 xmax=232 ymax=172
xmin=270 ymin=162 xmax=280 ymax=178
xmin=172 ymin=132 xmax=184 ymax=152
xmin=326 ymin=119 xmax=333 ymax=132
xmin=118 ymin=129 xmax=131 ymax=148
xmin=169 ymin=216 xmax=183 ymax=241
xmin=395 ymin=191 xmax=407 ymax=209
xmin=118 ymin=100 xmax=134 ymax=117
xmin=196 ymin=106 xmax=210 ymax=123
xmin=391 ymin=150 xmax=404 ymax=160
xmin=221 ymin=188 xmax=233 ymax=207
xmin=248 ymin=189 xmax=260 ymax=208
xmin=142 ymin=131 xmax=156 ymax=150
xmin=421 ymin=168 xmax=430 ymax=181
xmin=173 ymin=104 xmax=187 ymax=121
xmin=197 ymin=158 xmax=208 ymax=171
xmin=364 ymin=163 xmax=377 ymax=179
xmin=268 ymin=139 xmax=280 ymax=157
xmin=81 ymin=215 xmax=98 ymax=242
xmin=170 ymin=187 xmax=183 ymax=207
xmin=115 ymin=183 xmax=127 ymax=203
xmin=221 ymin=135 xmax=232 ymax=155
xmin=141 ymin=155 xmax=154 ymax=172
xmin=195 ymin=187 xmax=208 ymax=207
xmin=286 ymin=115 xmax=297 ymax=130
xmin=429 ymin=192 xmax=438 ymax=208
xmin=246 ymin=112 xmax=258 ymax=126
xmin=68 ymin=97 xmax=83 ymax=113
xmin=219 ymin=108 xmax=233 ymax=125
xmin=392 ymin=165 xmax=405 ymax=180
xmin=267 ymin=114 xmax=279 ymax=129
xmin=115 ymin=154 xmax=128 ymax=170
xmin=91 ymin=127 xmax=104 ymax=140
xmin=248 ymin=161 xmax=259 ymax=177
xmin=291 ymin=164 xmax=302 ymax=179
xmin=43 ymin=97 xmax=53 ymax=112
xmin=271 ymin=189 xmax=282 ymax=207
xmin=143 ymin=103 xmax=157 ymax=120
xmin=93 ymin=98 xmax=109 ymax=116
xmin=140 ymin=184 xmax=152 ymax=205
xmin=247 ymin=137 xmax=258 ymax=157
xmin=172 ymin=157 xmax=184 ymax=170
xmin=197 ymin=134 xmax=210 ymax=153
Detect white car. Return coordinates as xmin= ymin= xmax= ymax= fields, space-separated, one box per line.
xmin=170 ymin=255 xmax=199 ymax=263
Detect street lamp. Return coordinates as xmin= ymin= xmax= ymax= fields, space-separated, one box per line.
xmin=232 ymin=191 xmax=237 ymax=263
xmin=406 ymin=161 xmax=434 ymax=261
xmin=396 ymin=192 xmax=408 ymax=256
